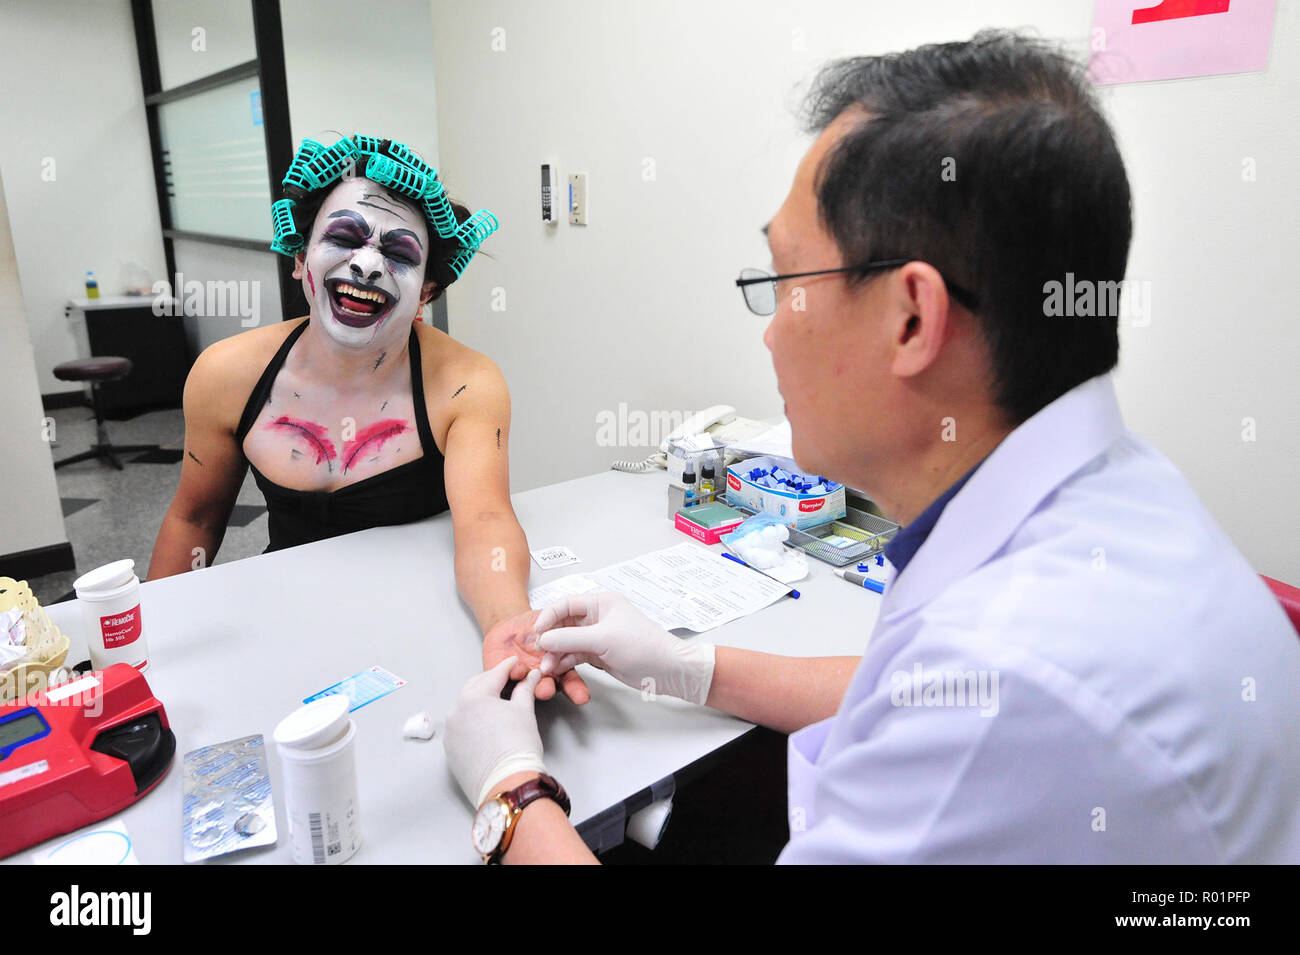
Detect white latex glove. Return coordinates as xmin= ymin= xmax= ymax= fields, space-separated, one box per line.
xmin=531 ymin=592 xmax=716 ymax=706
xmin=443 ymin=656 xmax=547 ymax=807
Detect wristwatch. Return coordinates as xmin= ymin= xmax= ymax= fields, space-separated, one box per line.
xmin=472 ymin=773 xmax=571 ymax=864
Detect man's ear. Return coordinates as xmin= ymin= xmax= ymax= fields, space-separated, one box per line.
xmin=292 ymin=253 xmax=305 ymax=280
xmin=887 ymin=261 xmax=954 ymax=380
xmin=419 ymin=280 xmax=440 ymax=307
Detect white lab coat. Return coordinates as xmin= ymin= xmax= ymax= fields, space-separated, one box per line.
xmin=778 ymin=374 xmax=1300 ymax=863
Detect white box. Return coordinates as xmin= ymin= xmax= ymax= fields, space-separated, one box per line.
xmin=724 ymin=454 xmax=845 ymax=530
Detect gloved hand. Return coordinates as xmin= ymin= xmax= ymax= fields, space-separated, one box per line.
xmin=531 ymin=591 xmax=716 ymax=706
xmin=443 ymin=656 xmax=547 ymax=807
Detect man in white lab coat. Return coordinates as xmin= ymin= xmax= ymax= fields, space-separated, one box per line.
xmin=441 ymin=30 xmax=1300 ymax=864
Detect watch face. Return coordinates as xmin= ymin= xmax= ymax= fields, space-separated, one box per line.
xmin=472 ymin=799 xmax=509 ymax=856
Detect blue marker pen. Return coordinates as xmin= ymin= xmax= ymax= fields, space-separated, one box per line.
xmin=834 ymin=567 xmax=885 ymax=594
xmin=720 ymin=551 xmax=800 ymax=599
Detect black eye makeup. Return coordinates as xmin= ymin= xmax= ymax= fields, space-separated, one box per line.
xmin=382 ymin=239 xmax=421 ymax=265
xmin=322 ymin=209 xmax=424 ymax=265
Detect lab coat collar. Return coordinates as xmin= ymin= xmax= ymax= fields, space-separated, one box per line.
xmin=880 ymin=373 xmax=1125 ymax=621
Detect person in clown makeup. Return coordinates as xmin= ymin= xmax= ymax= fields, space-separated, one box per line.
xmin=149 ymin=135 xmax=588 ymax=705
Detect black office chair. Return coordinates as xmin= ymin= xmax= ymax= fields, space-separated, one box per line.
xmin=51 ymin=357 xmax=159 ymax=470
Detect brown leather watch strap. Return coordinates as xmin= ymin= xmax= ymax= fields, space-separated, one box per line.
xmin=503 ymin=773 xmax=571 ymax=817
xmin=487 ymin=774 xmax=571 ymax=864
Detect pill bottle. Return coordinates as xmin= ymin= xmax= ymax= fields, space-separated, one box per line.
xmin=273 ymin=695 xmax=362 ymax=865
xmin=73 ymin=559 xmax=149 ymax=672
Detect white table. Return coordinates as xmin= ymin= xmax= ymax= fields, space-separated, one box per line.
xmin=14 ymin=470 xmax=881 ymax=864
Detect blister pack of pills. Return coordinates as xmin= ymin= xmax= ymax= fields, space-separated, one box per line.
xmin=182 ymin=734 xmax=278 ymax=862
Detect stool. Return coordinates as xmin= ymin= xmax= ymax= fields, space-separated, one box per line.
xmin=51 ymin=357 xmax=160 ymax=470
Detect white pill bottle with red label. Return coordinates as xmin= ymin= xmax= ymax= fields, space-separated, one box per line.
xmin=73 ymin=559 xmax=150 ymax=672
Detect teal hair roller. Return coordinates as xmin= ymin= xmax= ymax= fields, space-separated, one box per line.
xmin=350 ymin=134 xmax=386 ymax=156
xmin=281 ymin=138 xmax=325 ymax=196
xmin=452 ymin=209 xmax=499 ymax=250
xmin=444 ymin=247 xmax=477 ymax=281
xmin=386 ymin=141 xmax=436 ymax=180
xmin=364 ymin=153 xmax=428 ymax=202
xmin=422 ymin=184 xmax=460 ymax=239
xmin=269 ymin=198 xmax=303 ymax=254
xmin=299 ymin=137 xmax=359 ymax=191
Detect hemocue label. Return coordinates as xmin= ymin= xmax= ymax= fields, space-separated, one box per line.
xmin=100 ymin=605 xmax=142 ymax=647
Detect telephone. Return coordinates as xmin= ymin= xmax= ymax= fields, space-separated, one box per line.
xmin=610 ymin=404 xmax=772 ymax=473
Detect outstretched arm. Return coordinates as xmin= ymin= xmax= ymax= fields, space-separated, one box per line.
xmin=149 ymin=344 xmax=249 ymax=579
xmin=441 ymin=357 xmax=589 ymax=704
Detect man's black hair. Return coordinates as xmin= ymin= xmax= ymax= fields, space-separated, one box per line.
xmin=803 ymin=29 xmax=1133 ymax=422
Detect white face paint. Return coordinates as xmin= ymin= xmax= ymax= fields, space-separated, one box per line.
xmin=294 ymin=177 xmax=433 ymax=351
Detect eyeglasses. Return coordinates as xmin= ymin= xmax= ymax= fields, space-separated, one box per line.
xmin=734 ymin=261 xmax=979 ymax=316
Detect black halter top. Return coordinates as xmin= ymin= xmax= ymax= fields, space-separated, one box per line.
xmin=235 ymin=321 xmax=449 ymax=552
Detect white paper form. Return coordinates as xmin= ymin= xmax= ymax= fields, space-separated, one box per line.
xmin=527 ymin=573 xmax=602 ymax=610
xmin=528 ymin=542 xmax=791 ymax=633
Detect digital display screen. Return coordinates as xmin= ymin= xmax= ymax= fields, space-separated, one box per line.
xmin=0 ymin=712 xmax=47 ymax=749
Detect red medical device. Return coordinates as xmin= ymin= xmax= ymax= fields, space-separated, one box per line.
xmin=0 ymin=663 xmax=175 ymax=858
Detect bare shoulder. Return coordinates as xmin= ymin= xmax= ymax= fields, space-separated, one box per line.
xmin=415 ymin=322 xmax=509 ymax=406
xmin=186 ymin=318 xmax=307 ymax=430
xmin=415 ymin=323 xmax=509 ymax=452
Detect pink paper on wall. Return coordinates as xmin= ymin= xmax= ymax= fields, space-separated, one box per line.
xmin=1090 ymin=0 xmax=1277 ymax=84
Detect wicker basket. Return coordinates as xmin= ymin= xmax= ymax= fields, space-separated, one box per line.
xmin=0 ymin=577 xmax=71 ymax=703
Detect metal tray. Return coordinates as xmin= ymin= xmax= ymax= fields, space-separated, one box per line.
xmin=729 ymin=505 xmax=898 ymax=567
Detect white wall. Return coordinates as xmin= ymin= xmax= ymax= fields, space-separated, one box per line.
xmin=430 ymin=0 xmax=1300 ymax=582
xmin=1103 ymin=3 xmax=1300 ymax=586
xmin=0 ymin=164 xmax=69 ymax=557
xmin=281 ymin=0 xmax=440 ymax=166
xmin=0 ymin=0 xmax=167 ymax=396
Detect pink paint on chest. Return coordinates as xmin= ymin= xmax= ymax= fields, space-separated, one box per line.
xmin=266 ymin=415 xmax=336 ymax=465
xmin=342 ymin=418 xmax=409 ymax=473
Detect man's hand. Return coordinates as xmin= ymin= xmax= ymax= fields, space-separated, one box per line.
xmin=483 ymin=608 xmax=590 ymax=704
xmin=444 ymin=657 xmax=547 ymax=807
xmin=532 ymin=592 xmax=715 ymax=705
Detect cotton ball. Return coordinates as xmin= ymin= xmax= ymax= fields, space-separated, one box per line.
xmin=402 ymin=711 xmax=438 ymax=740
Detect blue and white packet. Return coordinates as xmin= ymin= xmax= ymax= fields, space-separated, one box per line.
xmin=304 ymin=665 xmax=407 ymax=712
xmin=182 ymin=734 xmax=277 ymax=863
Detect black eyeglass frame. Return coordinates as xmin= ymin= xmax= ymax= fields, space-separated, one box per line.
xmin=734 ymin=260 xmax=980 ymax=315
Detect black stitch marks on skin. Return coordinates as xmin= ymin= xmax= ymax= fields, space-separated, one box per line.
xmin=373 ymin=351 xmax=386 ymax=372
xmin=451 ymin=385 xmax=467 ymax=398
xmin=272 ymin=418 xmax=334 ymax=474
xmin=292 ymin=392 xmax=301 ymax=398
xmin=342 ymin=421 xmax=408 ymax=474
xmin=380 ymin=400 xmax=388 ymax=412
xmin=496 ymin=428 xmax=501 ymax=449
xmin=291 ymin=449 xmax=303 ymax=460
xmin=187 ymin=450 xmax=203 ymax=466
